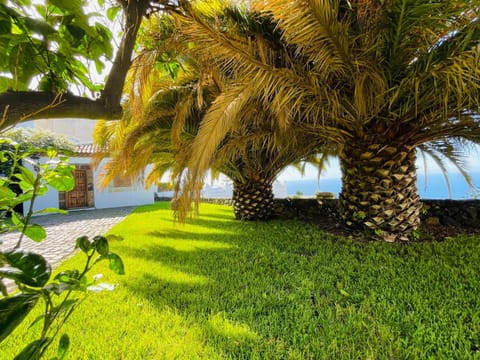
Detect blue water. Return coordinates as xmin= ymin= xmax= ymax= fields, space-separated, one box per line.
xmin=286 ymin=172 xmax=480 ymax=199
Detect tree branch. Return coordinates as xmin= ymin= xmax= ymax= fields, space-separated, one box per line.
xmin=0 ymin=92 xmax=122 ymax=129
xmin=101 ymin=0 xmax=149 ymax=112
xmin=0 ymin=1 xmax=150 ymax=130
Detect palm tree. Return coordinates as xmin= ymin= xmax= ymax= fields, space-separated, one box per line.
xmin=211 ymin=107 xmax=328 ymax=220
xmin=173 ymin=0 xmax=480 ymax=241
xmin=94 ymin=13 xmax=328 ymax=221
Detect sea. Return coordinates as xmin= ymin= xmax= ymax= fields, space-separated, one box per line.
xmin=285 ymin=172 xmax=480 ymax=200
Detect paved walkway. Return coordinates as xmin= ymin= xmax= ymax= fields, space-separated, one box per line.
xmin=1 ymin=207 xmax=135 ymax=291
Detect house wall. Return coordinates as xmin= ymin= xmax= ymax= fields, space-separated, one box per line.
xmin=23 ymin=156 xmax=155 ymax=216
xmin=93 ymin=159 xmax=155 ymax=209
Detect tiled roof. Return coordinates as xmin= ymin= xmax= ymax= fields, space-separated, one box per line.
xmin=75 ymin=144 xmax=108 ymax=156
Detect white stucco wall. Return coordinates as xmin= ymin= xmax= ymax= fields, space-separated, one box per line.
xmin=23 ymin=156 xmax=155 ymax=215
xmin=94 ymin=186 xmax=154 ymax=208
xmin=93 ymin=159 xmax=155 ymax=209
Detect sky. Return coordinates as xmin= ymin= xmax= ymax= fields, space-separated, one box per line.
xmin=277 ymin=149 xmax=480 ymax=182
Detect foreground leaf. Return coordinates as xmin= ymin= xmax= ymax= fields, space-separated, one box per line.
xmin=56 ymin=334 xmax=70 ymax=359
xmin=44 ymin=173 xmax=75 ymax=192
xmin=93 ymin=236 xmax=109 ymax=256
xmin=14 ymin=338 xmax=49 ymax=360
xmin=22 ymin=224 xmax=47 ymax=242
xmin=108 ymin=253 xmax=125 ymax=275
xmin=1 ymin=250 xmax=51 ymax=287
xmin=75 ymin=236 xmax=91 ymax=253
xmin=0 ymin=293 xmax=40 ymax=343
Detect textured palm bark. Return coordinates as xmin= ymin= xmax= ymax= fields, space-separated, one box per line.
xmin=339 ymin=140 xmax=422 ymax=242
xmin=232 ymin=178 xmax=274 ymax=220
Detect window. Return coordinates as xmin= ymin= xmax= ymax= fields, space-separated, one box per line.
xmin=113 ymin=175 xmax=132 ymax=188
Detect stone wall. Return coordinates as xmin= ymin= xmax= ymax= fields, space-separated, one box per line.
xmin=421 ymin=200 xmax=479 ymax=228
xmin=199 ymin=198 xmax=480 ymax=229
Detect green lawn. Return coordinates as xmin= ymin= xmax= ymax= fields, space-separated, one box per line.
xmin=3 ymin=202 xmax=480 ymax=359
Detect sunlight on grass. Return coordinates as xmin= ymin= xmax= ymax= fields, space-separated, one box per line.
xmin=134 ymin=258 xmax=211 ymax=285
xmin=146 ymin=231 xmax=233 ymax=252
xmin=208 ymin=312 xmax=259 ymax=342
xmin=3 ymin=202 xmax=480 ymax=359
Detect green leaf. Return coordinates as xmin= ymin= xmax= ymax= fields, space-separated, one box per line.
xmin=11 ymin=211 xmax=24 ymax=227
xmin=0 ymin=186 xmax=16 ymax=207
xmin=33 ymin=4 xmax=46 ymax=17
xmin=34 ymin=207 xmax=68 ymax=215
xmin=8 ymin=42 xmax=44 ymax=87
xmin=0 ymin=19 xmax=11 ymax=34
xmin=47 ymin=0 xmax=82 ymax=13
xmin=93 ymin=236 xmax=109 ymax=256
xmin=0 ymin=293 xmax=40 ymax=343
xmin=15 ymin=166 xmax=37 ymax=190
xmin=23 ymin=223 xmax=47 ymax=242
xmin=45 ymin=148 xmax=58 ymax=159
xmin=44 ymin=164 xmax=75 ymax=191
xmin=57 ymin=334 xmax=70 ymax=359
xmin=44 ymin=169 xmax=74 ymax=191
xmin=107 ymin=253 xmax=125 ymax=275
xmin=75 ymin=236 xmax=91 ymax=253
xmin=0 ymin=280 xmax=7 ymax=296
xmin=78 ymin=274 xmax=88 ymax=292
xmin=14 ymin=338 xmax=49 ymax=360
xmin=1 ymin=250 xmax=51 ymax=287
xmin=106 ymin=6 xmax=121 ymax=22
xmin=54 ymin=270 xmax=80 ymax=283
xmin=66 ymin=23 xmax=85 ymax=40
xmin=0 ymin=75 xmax=15 ymax=90
xmin=13 ymin=192 xmax=35 ymax=204
xmin=44 ymin=282 xmax=73 ymax=295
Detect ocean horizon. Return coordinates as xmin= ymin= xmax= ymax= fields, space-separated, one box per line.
xmin=285 ymin=172 xmax=480 ymax=200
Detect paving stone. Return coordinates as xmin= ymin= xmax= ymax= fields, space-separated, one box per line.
xmin=1 ymin=207 xmax=135 ymax=292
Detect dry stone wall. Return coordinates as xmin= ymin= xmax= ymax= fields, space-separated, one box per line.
xmin=199 ymin=198 xmax=480 ymax=229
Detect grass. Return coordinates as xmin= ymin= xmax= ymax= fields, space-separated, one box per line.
xmin=3 ymin=201 xmax=480 ymax=359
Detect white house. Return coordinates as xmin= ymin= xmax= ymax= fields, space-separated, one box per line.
xmin=20 ymin=119 xmax=155 ymax=215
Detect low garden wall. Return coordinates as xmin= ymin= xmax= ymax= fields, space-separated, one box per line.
xmin=199 ymin=198 xmax=480 ymax=229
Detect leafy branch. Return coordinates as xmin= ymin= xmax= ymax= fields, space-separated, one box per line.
xmin=0 ymin=138 xmax=125 ymax=359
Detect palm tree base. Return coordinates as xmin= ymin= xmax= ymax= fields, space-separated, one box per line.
xmin=233 ymin=179 xmax=274 ymax=221
xmin=339 ymin=141 xmax=422 ymax=242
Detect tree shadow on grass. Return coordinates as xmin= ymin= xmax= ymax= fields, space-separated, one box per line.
xmin=121 ymin=228 xmax=325 ymax=358
xmin=120 ymin=223 xmax=480 ymax=359
xmin=132 ymin=201 xmax=235 ymax=220
xmin=195 ymin=212 xmax=236 ymax=221
xmin=131 ymin=202 xmax=172 ymax=214
xmin=126 ymin=271 xmax=269 ymax=357
xmin=145 ymin=230 xmax=237 ymax=243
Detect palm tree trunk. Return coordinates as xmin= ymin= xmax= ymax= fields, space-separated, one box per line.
xmin=339 ymin=140 xmax=422 ymax=242
xmin=232 ymin=178 xmax=274 ymax=220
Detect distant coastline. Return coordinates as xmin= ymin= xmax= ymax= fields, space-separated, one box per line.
xmin=285 ymin=172 xmax=480 ymax=200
